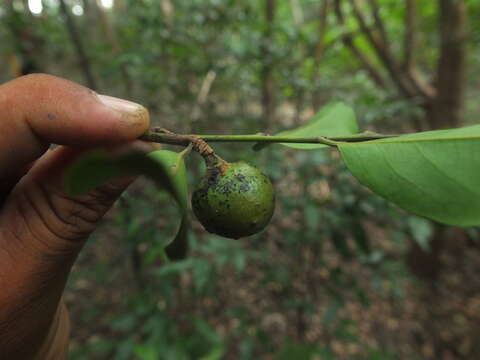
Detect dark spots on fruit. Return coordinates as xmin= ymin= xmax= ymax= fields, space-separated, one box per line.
xmin=191 ymin=161 xmax=275 ymax=239
xmin=218 ymin=179 xmax=238 ymax=196
xmin=47 ymin=113 xmax=57 ymax=120
xmin=238 ymin=183 xmax=250 ymax=192
xmin=205 ymin=166 xmax=221 ymax=187
xmin=194 ymin=169 xmax=221 ymax=201
xmin=235 ymin=173 xmax=246 ymax=181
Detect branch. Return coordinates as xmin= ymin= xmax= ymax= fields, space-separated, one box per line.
xmin=351 ymin=0 xmax=436 ymax=101
xmin=402 ymin=0 xmax=436 ymax=99
xmin=405 ymin=68 xmax=436 ymax=100
xmin=333 ymin=0 xmax=386 ymax=88
xmin=191 ymin=70 xmax=217 ymax=121
xmin=311 ymin=0 xmax=330 ymax=108
xmin=404 ymin=0 xmax=416 ymax=71
xmin=59 ymin=0 xmax=97 ymax=90
xmin=314 ymin=0 xmax=329 ymax=63
xmin=260 ymin=0 xmax=277 ymax=127
xmin=139 ymin=129 xmax=400 ymax=148
xmin=366 ymin=0 xmax=389 ymax=47
xmin=348 ymin=0 xmax=416 ymax=98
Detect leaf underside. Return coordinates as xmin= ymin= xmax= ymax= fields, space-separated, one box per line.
xmin=65 ymin=149 xmax=190 ymax=259
xmin=338 ymin=124 xmax=480 ymax=227
xmin=148 ymin=150 xmax=190 ymax=260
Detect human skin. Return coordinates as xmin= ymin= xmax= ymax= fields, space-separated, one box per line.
xmin=0 ymin=74 xmax=150 ymax=359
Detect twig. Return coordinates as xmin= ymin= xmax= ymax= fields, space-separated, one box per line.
xmin=333 ymin=0 xmax=386 ymax=88
xmin=139 ymin=129 xmax=399 ymax=148
xmin=348 ymin=0 xmax=415 ymax=98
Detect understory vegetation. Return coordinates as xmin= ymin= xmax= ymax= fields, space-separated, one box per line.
xmin=2 ymin=0 xmax=480 ymax=359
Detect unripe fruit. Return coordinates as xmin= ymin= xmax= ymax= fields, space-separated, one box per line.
xmin=192 ymin=161 xmax=275 ymax=239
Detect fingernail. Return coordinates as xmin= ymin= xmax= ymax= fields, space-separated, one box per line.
xmin=97 ymin=94 xmax=143 ymax=115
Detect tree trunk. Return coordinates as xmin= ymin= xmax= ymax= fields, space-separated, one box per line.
xmin=426 ymin=0 xmax=467 ymax=129
xmin=334 ymin=0 xmax=469 ymax=293
xmin=59 ymin=0 xmax=98 ymax=90
xmin=405 ymin=0 xmax=467 ymax=292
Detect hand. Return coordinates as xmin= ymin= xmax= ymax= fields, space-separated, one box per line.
xmin=0 ymin=74 xmax=150 ymax=359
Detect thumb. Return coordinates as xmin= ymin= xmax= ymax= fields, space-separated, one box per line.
xmin=0 ymin=74 xmax=151 ymax=358
xmin=0 ymin=73 xmax=149 ymax=180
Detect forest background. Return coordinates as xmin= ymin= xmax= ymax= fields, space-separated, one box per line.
xmin=2 ymin=0 xmax=480 ymax=359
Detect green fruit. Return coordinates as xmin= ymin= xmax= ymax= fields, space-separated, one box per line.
xmin=192 ymin=161 xmax=275 ymax=239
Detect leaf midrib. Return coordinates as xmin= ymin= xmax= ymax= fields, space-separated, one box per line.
xmin=338 ymin=134 xmax=480 ymax=145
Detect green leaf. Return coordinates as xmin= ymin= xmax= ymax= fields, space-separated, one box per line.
xmin=133 ymin=345 xmax=159 ymax=360
xmin=148 ymin=150 xmax=190 ymax=260
xmin=199 ymin=346 xmax=224 ymax=360
xmin=147 ymin=150 xmax=189 ymax=212
xmin=65 ymin=149 xmax=190 ymax=259
xmin=276 ymin=343 xmax=324 ymax=360
xmin=338 ymin=125 xmax=480 ymax=226
xmin=407 ymin=216 xmax=433 ymax=252
xmin=64 ymin=149 xmax=182 ymax=208
xmin=254 ymin=102 xmax=358 ymax=150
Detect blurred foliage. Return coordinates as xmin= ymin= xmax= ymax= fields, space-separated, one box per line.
xmin=1 ymin=0 xmax=480 ymax=359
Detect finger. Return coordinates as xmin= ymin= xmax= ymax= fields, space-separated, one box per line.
xmin=0 ymin=145 xmax=140 ymax=262
xmin=0 ymin=143 xmax=149 ymax=359
xmin=0 ymin=162 xmax=34 ymax=204
xmin=34 ymin=300 xmax=70 ymax=360
xmin=0 ymin=74 xmax=150 ymax=179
